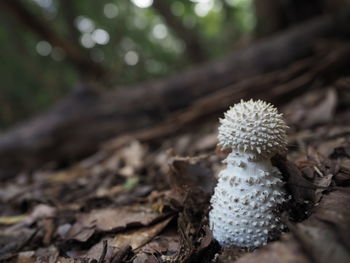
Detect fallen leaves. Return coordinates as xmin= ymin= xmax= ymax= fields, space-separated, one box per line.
xmin=1 ymin=79 xmax=350 ymax=262
xmin=288 ymin=188 xmax=350 ymax=263
xmin=77 ymin=217 xmax=173 ymax=262
xmin=136 ymin=230 xmax=180 ymax=260
xmin=0 ymin=228 xmax=37 ymax=262
xmin=283 ymin=88 xmax=337 ymax=129
xmin=234 ymin=234 xmax=310 ymax=263
xmin=168 ymin=156 xmax=216 ymax=195
xmin=111 ymin=216 xmax=172 ymax=250
xmin=232 ymin=179 xmax=350 ymax=263
xmin=168 ymin=156 xmax=220 ymax=262
xmin=1 ymin=135 xmax=349 ymax=263
xmin=302 ymin=89 xmax=337 ymax=127
xmin=310 ymin=188 xmax=350 ymax=251
xmin=66 ymin=204 xmax=171 ymax=242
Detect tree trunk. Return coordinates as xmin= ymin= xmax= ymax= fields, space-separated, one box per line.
xmin=255 ymin=0 xmax=323 ymax=37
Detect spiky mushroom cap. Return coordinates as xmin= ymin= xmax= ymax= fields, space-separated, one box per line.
xmin=218 ymin=99 xmax=288 ymax=159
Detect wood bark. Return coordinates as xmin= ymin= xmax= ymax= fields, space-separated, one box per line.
xmin=104 ymin=45 xmax=350 ymax=150
xmin=0 ymin=16 xmax=337 ymax=178
xmin=254 ymin=0 xmax=323 ymax=37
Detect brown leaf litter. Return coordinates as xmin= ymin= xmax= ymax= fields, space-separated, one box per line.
xmin=1 ymin=79 xmax=350 ymax=262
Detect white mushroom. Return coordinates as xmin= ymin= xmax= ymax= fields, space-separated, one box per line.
xmin=209 ymin=99 xmax=288 ymax=247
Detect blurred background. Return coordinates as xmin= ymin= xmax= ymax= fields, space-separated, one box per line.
xmin=0 ymin=0 xmax=324 ymax=128
xmin=1 ymin=0 xmax=350 ymax=178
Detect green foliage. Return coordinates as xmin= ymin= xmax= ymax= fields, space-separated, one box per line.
xmin=0 ymin=0 xmax=256 ymax=128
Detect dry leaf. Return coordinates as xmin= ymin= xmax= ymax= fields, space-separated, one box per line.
xmin=66 ymin=204 xmax=167 ymax=242
xmin=111 ymin=216 xmax=172 ymax=250
xmin=303 ymin=89 xmax=337 ymax=127
xmin=0 ymin=215 xmax=26 ymax=225
xmin=234 ymin=234 xmax=310 ymax=263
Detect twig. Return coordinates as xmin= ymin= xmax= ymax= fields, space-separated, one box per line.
xmin=98 ymin=240 xmax=108 ymax=263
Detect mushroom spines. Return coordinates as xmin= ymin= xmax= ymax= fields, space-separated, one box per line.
xmin=218 ymin=100 xmax=288 ymax=159
xmin=210 ymin=99 xmax=288 ymax=247
xmin=209 ymin=154 xmax=286 ymax=247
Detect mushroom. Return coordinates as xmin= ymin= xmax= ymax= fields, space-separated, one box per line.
xmin=209 ymin=99 xmax=288 ymax=247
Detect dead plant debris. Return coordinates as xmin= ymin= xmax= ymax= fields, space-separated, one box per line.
xmin=1 ymin=81 xmax=350 ymax=262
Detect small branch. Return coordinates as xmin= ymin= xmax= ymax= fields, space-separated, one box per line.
xmin=98 ymin=240 xmax=108 ymax=263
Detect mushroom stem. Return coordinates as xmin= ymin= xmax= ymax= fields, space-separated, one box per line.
xmin=209 ymin=151 xmax=285 ymax=247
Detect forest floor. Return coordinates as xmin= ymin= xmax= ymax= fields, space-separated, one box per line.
xmin=1 ymin=78 xmax=350 ymax=262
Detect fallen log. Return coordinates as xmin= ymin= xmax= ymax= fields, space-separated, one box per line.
xmin=0 ymin=16 xmax=338 ymax=178
xmin=103 ymin=45 xmax=350 ymax=151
